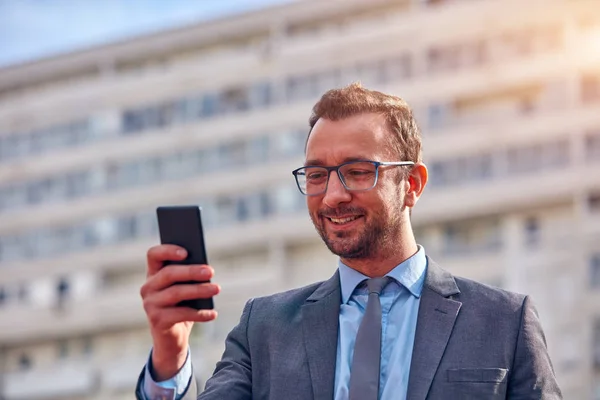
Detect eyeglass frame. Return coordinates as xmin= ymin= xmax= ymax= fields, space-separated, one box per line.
xmin=291 ymin=160 xmax=415 ymax=196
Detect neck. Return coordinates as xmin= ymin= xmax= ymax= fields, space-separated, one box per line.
xmin=341 ymin=239 xmax=419 ymax=278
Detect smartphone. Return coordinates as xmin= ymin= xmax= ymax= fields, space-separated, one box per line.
xmin=156 ymin=205 xmax=214 ymax=310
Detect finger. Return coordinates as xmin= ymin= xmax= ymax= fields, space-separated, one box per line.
xmin=146 ymin=245 xmax=187 ymax=276
xmin=142 ymin=265 xmax=214 ymax=295
xmin=147 ymin=307 xmax=218 ymax=330
xmin=149 ymin=283 xmax=220 ymax=308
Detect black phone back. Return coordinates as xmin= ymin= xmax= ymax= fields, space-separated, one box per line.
xmin=156 ymin=205 xmax=214 ymax=310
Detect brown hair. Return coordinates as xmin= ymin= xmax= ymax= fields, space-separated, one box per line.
xmin=307 ymin=82 xmax=422 ymax=163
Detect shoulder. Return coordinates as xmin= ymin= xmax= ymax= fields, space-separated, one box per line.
xmin=425 ymin=257 xmax=528 ymax=321
xmin=247 ymin=277 xmax=335 ymax=315
xmin=425 ymin=258 xmax=527 ymax=313
xmin=255 ymin=280 xmax=324 ymax=304
xmin=451 ymin=274 xmax=528 ymax=316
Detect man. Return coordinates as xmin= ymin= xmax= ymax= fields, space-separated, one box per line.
xmin=136 ymin=83 xmax=562 ymax=399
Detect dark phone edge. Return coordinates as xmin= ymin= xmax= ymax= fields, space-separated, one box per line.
xmin=156 ymin=206 xmax=214 ymax=310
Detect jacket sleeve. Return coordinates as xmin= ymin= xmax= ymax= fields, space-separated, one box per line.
xmin=507 ymin=295 xmax=562 ymax=399
xmin=197 ymin=298 xmax=254 ymax=399
xmin=134 ymin=348 xmax=196 ymax=400
xmin=134 ymin=298 xmax=254 ymax=400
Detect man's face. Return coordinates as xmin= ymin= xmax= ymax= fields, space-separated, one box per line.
xmin=304 ymin=113 xmax=408 ymax=260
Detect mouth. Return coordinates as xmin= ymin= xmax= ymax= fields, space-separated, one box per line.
xmin=323 ymin=215 xmax=364 ymax=227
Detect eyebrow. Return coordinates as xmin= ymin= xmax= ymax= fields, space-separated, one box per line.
xmin=304 ymin=156 xmax=372 ymax=167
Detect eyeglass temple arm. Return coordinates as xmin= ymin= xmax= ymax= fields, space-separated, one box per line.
xmin=378 ymin=161 xmax=415 ymax=166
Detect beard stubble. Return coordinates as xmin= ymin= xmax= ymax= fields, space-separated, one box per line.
xmin=312 ymin=204 xmax=403 ymax=260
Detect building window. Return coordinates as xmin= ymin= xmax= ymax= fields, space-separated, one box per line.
xmin=219 ymin=141 xmax=247 ymax=166
xmin=202 ymin=93 xmax=219 ymax=118
xmin=286 ymin=73 xmax=319 ymax=103
xmin=274 ymin=184 xmax=303 ymax=214
xmin=18 ymin=354 xmax=31 ymax=371
xmin=219 ymin=87 xmax=250 ymax=114
xmin=507 ymin=139 xmax=570 ymax=176
xmin=507 ymin=145 xmax=542 ymax=175
xmin=117 ymin=216 xmax=138 ymax=240
xmin=56 ymin=277 xmax=70 ymax=309
xmin=542 ymin=139 xmax=570 ymax=168
xmin=581 ymin=73 xmax=600 ymax=104
xmin=250 ymin=81 xmax=272 ymax=108
xmin=586 ymin=130 xmax=600 ymax=163
xmin=558 ymin=331 xmax=580 ymax=372
xmin=428 ymin=153 xmax=493 ymax=188
xmin=82 ymin=336 xmax=94 ymax=358
xmin=427 ymin=103 xmax=448 ymax=129
xmin=594 ymin=319 xmax=600 ymax=370
xmin=17 ymin=283 xmax=28 ymax=304
xmin=524 ymin=217 xmax=540 ymax=247
xmin=216 ymin=196 xmax=236 ymax=225
xmin=591 ymin=254 xmax=600 ymax=289
xmin=272 ymin=128 xmax=306 ymax=159
xmin=247 ymin=136 xmax=269 ymax=164
xmin=442 ymin=218 xmax=502 ymax=255
xmin=181 ymin=96 xmax=203 ymax=121
xmin=354 ymin=61 xmax=386 ymax=87
xmin=381 ymin=54 xmax=412 ymax=81
xmin=92 ymin=218 xmax=118 ymax=245
xmin=236 ymin=196 xmax=250 ymax=222
xmin=57 ymin=340 xmax=69 ymax=360
xmin=316 ymin=69 xmax=342 ymax=94
xmin=121 ymin=110 xmax=144 ymax=134
xmin=589 ymin=193 xmax=600 ymax=213
xmin=0 ymin=128 xmax=305 ymax=215
xmin=0 ymin=119 xmax=91 ymax=163
xmin=259 ymin=191 xmax=272 ymax=217
xmin=463 ymin=153 xmax=494 ymax=182
xmin=156 ymin=102 xmax=176 ymax=128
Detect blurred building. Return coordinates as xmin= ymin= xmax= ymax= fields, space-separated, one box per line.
xmin=0 ymin=0 xmax=599 ymax=398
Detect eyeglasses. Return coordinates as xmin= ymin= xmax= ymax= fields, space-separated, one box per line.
xmin=292 ymin=160 xmax=415 ymax=196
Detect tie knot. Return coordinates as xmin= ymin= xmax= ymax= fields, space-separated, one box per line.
xmin=366 ymin=277 xmax=391 ymax=295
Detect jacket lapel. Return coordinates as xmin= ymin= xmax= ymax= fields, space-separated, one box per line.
xmin=301 ymin=271 xmax=341 ymax=400
xmin=407 ymin=258 xmax=462 ymax=400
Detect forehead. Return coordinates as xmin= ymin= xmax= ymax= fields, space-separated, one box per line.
xmin=305 ymin=113 xmax=392 ymax=164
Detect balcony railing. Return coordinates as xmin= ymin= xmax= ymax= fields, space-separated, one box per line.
xmin=0 ymin=266 xmax=281 ymax=344
xmin=3 ymin=363 xmax=97 ymax=400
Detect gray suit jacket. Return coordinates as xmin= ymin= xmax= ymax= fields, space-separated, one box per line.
xmin=136 ymin=259 xmax=562 ymax=399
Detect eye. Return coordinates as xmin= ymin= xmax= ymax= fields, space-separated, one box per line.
xmin=307 ymin=172 xmax=325 ymax=179
xmin=346 ymin=168 xmax=372 ymax=176
xmin=306 ymin=170 xmax=327 ymax=181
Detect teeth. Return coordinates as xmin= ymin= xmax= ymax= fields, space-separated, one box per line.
xmin=330 ymin=216 xmax=359 ymax=224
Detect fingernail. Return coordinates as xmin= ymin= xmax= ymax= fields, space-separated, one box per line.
xmin=176 ymin=249 xmax=187 ymax=257
xmin=199 ymin=269 xmax=210 ymax=279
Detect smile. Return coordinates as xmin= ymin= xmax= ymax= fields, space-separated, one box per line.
xmin=327 ymin=215 xmax=362 ymax=225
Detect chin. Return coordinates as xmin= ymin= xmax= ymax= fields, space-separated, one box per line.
xmin=327 ymin=239 xmax=361 ymax=257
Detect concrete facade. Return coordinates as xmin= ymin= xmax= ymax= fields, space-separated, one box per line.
xmin=0 ymin=0 xmax=599 ymax=398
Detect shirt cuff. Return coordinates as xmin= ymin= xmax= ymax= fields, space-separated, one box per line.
xmin=142 ymin=348 xmax=193 ymax=400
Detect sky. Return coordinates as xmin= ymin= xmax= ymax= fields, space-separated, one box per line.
xmin=0 ymin=0 xmax=293 ymax=68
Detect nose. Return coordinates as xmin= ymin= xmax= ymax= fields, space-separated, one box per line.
xmin=322 ymin=171 xmax=351 ymax=208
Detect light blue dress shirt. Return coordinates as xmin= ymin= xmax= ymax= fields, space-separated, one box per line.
xmin=142 ymin=348 xmax=192 ymax=400
xmin=142 ymin=246 xmax=427 ymax=400
xmin=334 ymin=245 xmax=427 ymax=400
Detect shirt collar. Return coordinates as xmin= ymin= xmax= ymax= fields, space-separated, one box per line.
xmin=338 ymin=245 xmax=428 ymax=304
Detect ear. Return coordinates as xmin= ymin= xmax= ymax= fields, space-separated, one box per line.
xmin=404 ymin=163 xmax=428 ymax=208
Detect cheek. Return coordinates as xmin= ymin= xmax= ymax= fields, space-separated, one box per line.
xmin=306 ymin=198 xmax=320 ymax=215
xmin=379 ymin=185 xmax=405 ymax=210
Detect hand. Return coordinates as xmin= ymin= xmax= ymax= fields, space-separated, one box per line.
xmin=140 ymin=244 xmax=220 ymax=381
